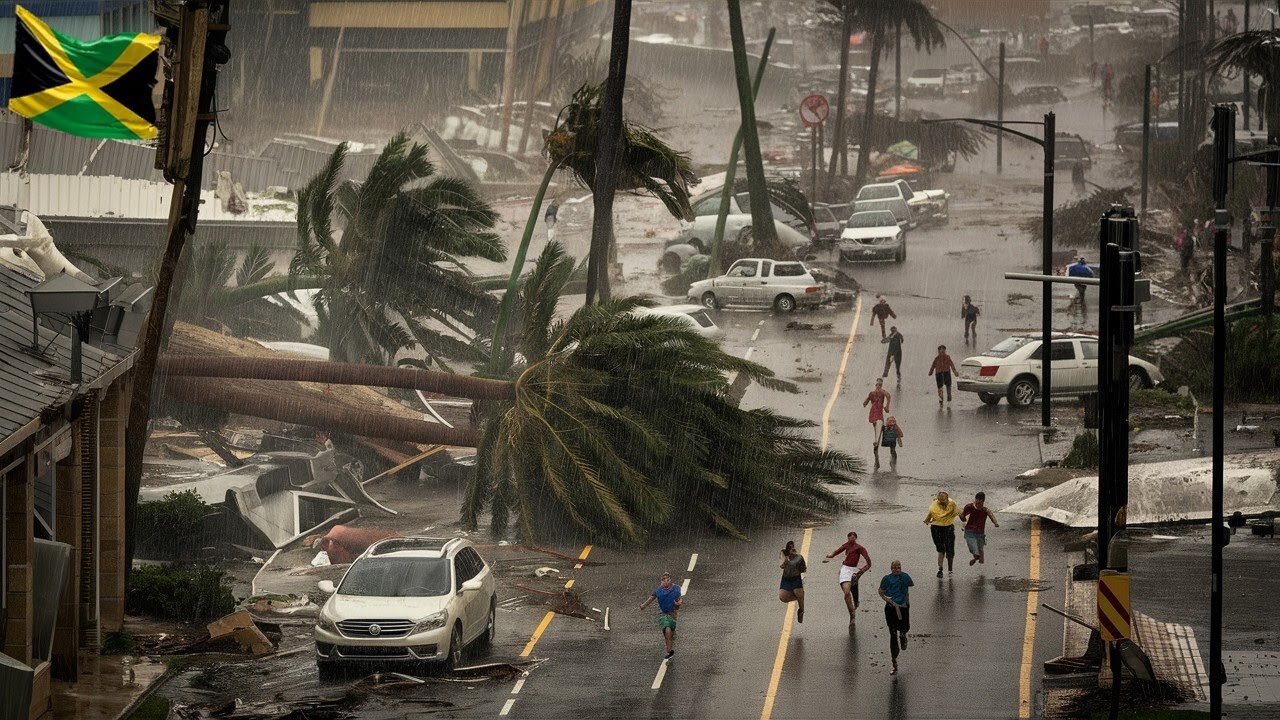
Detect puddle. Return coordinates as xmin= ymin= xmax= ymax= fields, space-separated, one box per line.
xmin=991 ymin=576 xmax=1053 ymax=593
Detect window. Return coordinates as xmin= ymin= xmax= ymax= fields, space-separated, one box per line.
xmin=693 ymin=196 xmax=721 ymax=217
xmin=983 ymin=337 xmax=1035 ymax=358
xmin=1030 ymin=342 xmax=1077 ymax=361
xmin=773 ymin=263 xmax=806 ymax=277
xmin=1080 ymin=341 xmax=1099 ymax=360
xmin=761 ymin=261 xmax=772 ymax=277
xmin=338 ymin=557 xmax=451 ymax=597
xmin=857 ymin=185 xmax=899 ymax=201
xmin=454 ymin=548 xmax=484 ymax=590
xmin=846 ymin=211 xmax=897 ymax=228
xmin=688 ymin=310 xmax=714 ymax=328
xmin=726 ymin=262 xmax=757 ymax=278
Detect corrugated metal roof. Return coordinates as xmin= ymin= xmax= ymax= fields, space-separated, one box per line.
xmin=0 ymin=264 xmax=133 ymax=448
xmin=0 ymin=173 xmax=297 ymax=223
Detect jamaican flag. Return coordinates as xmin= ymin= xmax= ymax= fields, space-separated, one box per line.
xmin=8 ymin=5 xmax=160 ymax=140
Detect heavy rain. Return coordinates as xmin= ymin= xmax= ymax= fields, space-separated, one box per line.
xmin=1 ymin=1 xmax=1279 ymax=719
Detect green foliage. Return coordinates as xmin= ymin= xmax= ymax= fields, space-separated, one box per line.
xmin=291 ymin=132 xmax=505 ymax=365
xmin=1153 ymin=318 xmax=1280 ymax=401
xmin=175 ymin=242 xmax=309 ymax=340
xmin=1130 ymin=389 xmax=1195 ymax=414
xmin=101 ymin=631 xmax=137 ymax=655
xmin=134 ymin=490 xmax=212 ymax=560
xmin=545 ymin=83 xmax=699 ymax=222
xmin=1021 ymin=186 xmax=1133 ymax=247
xmin=1061 ymin=431 xmax=1099 ymax=470
xmin=125 ymin=696 xmax=171 ymax=720
xmin=467 ymin=242 xmax=862 ymax=546
xmin=125 ymin=564 xmax=235 ymax=623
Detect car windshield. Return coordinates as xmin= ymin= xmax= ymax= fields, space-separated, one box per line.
xmin=338 ymin=557 xmax=451 ymax=597
xmin=687 ymin=310 xmax=715 ymax=328
xmin=847 ymin=211 xmax=897 ymax=228
xmin=773 ymin=263 xmax=806 ymax=277
xmin=857 ymin=185 xmax=898 ymax=200
xmin=983 ymin=337 xmax=1036 ymax=358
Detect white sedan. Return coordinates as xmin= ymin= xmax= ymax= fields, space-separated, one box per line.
xmin=674 ymin=189 xmax=814 ymax=255
xmin=633 ymin=304 xmax=722 ymax=338
xmin=957 ymin=333 xmax=1165 ymax=407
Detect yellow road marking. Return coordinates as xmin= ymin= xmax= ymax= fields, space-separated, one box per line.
xmin=1018 ymin=517 xmax=1042 ymax=718
xmin=820 ymin=295 xmax=864 ymax=449
xmin=761 ymin=298 xmax=863 ymax=719
xmin=518 ymin=544 xmax=591 ymax=658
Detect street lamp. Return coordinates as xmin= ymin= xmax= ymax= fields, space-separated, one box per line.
xmin=26 ymin=271 xmax=102 ymax=384
xmin=923 ymin=112 xmax=1057 ymax=427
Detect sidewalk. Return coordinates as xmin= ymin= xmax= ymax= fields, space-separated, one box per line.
xmin=50 ymin=652 xmax=167 ymax=720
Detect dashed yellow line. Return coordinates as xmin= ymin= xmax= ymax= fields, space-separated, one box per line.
xmin=1018 ymin=517 xmax=1042 ymax=718
xmin=518 ymin=544 xmax=592 ymax=658
xmin=762 ymin=297 xmax=862 ymax=720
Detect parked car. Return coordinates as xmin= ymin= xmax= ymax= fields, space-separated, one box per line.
xmin=674 ymin=188 xmax=814 ymax=255
xmin=946 ymin=64 xmax=984 ymax=88
xmin=1114 ymin=121 xmax=1179 ymax=152
xmin=855 ymin=180 xmax=949 ymax=227
xmin=956 ymin=333 xmax=1165 ymax=407
xmin=1016 ymin=85 xmax=1068 ymax=105
xmin=1054 ymin=133 xmax=1093 ymax=171
xmin=687 ymin=258 xmax=829 ymax=312
xmin=633 ymin=303 xmax=722 ymax=338
xmin=839 ymin=210 xmax=905 ymax=263
xmin=811 ymin=202 xmax=851 ymax=245
xmin=314 ymin=537 xmax=496 ymax=675
xmin=904 ymin=68 xmax=946 ymax=97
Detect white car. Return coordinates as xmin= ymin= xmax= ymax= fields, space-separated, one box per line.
xmin=674 ymin=188 xmax=814 ymax=255
xmin=839 ymin=210 xmax=905 ymax=263
xmin=634 ymin=304 xmax=722 ymax=338
xmin=857 ymin=180 xmax=950 ymax=227
xmin=956 ymin=333 xmax=1165 ymax=407
xmin=904 ymin=68 xmax=947 ymax=97
xmin=688 ymin=258 xmax=828 ymax=312
xmin=314 ymin=537 xmax=496 ymax=675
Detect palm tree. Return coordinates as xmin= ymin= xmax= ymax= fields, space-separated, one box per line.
xmin=849 ymin=0 xmax=945 ymax=189
xmin=588 ymin=0 xmax=632 ymax=304
xmin=290 ymin=132 xmax=506 ymax=366
xmin=823 ymin=0 xmax=855 ymax=193
xmin=468 ymin=242 xmax=861 ymax=545
xmin=177 ymin=242 xmax=308 ymax=338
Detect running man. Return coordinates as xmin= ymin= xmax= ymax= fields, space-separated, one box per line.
xmin=959 ymin=492 xmax=1000 ymax=566
xmin=822 ymin=531 xmax=871 ymax=628
xmin=928 ymin=345 xmax=958 ymax=406
xmin=778 ymin=540 xmax=808 ymax=623
xmin=875 ymin=415 xmax=905 ymax=470
xmin=881 ymin=326 xmax=904 ymax=380
xmin=1068 ymin=257 xmax=1094 ymax=306
xmin=878 ymin=560 xmax=914 ymax=675
xmin=869 ymin=296 xmax=897 ymax=339
xmin=639 ymin=572 xmax=682 ymax=659
xmin=924 ymin=491 xmax=959 ymax=577
xmin=863 ymin=378 xmax=892 ymax=442
xmin=961 ymin=295 xmax=980 ymax=341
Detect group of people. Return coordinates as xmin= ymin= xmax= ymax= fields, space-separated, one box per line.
xmin=1175 ymin=218 xmax=1213 ymax=274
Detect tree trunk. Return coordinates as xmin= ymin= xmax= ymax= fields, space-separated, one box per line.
xmin=490 ymin=158 xmax=561 ymax=369
xmin=158 ymin=355 xmax=516 ymax=401
xmin=164 ymin=378 xmax=481 ymax=447
xmin=894 ymin=21 xmax=902 ymax=121
xmin=586 ymin=0 xmax=632 ymax=304
xmin=518 ymin=0 xmax=563 ymax=156
xmin=726 ymin=0 xmax=778 ymax=247
xmin=824 ymin=6 xmax=853 ymax=198
xmin=855 ymin=26 xmax=884 ymax=189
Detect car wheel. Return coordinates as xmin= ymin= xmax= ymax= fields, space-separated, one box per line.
xmin=701 ymin=292 xmax=720 ymax=310
xmin=478 ymin=598 xmax=496 ymax=648
xmin=689 ymin=238 xmax=706 ymax=254
xmin=446 ymin=623 xmax=464 ymax=671
xmin=1007 ymin=376 xmax=1039 ymax=407
xmin=773 ymin=294 xmax=797 ymax=313
xmin=317 ymin=660 xmax=340 ymax=682
xmin=1127 ymin=367 xmax=1151 ymax=389
xmin=978 ymin=392 xmax=1001 ymax=406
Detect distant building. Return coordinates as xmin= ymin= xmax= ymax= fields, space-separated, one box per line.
xmin=0 ymin=263 xmax=140 ymax=720
xmin=928 ymin=0 xmax=1050 ymax=29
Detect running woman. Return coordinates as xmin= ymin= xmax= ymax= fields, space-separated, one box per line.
xmin=928 ymin=345 xmax=958 ymax=406
xmin=959 ymin=491 xmax=1000 ymax=566
xmin=924 ymin=491 xmax=960 ymax=577
xmin=863 ymin=378 xmax=892 ymax=442
xmin=961 ymin=295 xmax=980 ymax=341
xmin=639 ymin=572 xmax=682 ymax=659
xmin=874 ymin=415 xmax=905 ymax=470
xmin=869 ymin=296 xmax=897 ymax=339
xmin=778 ymin=540 xmax=808 ymax=623
xmin=878 ymin=560 xmax=914 ymax=675
xmin=822 ymin=531 xmax=872 ymax=628
xmin=882 ymin=326 xmax=904 ymax=380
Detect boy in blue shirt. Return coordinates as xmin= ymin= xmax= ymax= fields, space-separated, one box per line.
xmin=878 ymin=560 xmax=914 ymax=675
xmin=640 ymin=572 xmax=683 ymax=660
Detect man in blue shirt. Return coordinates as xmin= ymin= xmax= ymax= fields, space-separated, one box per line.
xmin=1067 ymin=257 xmax=1094 ymax=305
xmin=878 ymin=560 xmax=914 ymax=675
xmin=640 ymin=572 xmax=683 ymax=660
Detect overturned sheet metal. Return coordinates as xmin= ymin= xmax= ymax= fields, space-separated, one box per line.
xmin=1003 ymin=451 xmax=1280 ymax=527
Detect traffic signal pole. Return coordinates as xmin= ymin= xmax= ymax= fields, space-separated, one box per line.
xmin=1096 ymin=207 xmax=1138 ymax=566
xmin=1041 ymin=112 xmax=1056 ymax=428
xmin=1210 ymin=102 xmax=1233 ymax=720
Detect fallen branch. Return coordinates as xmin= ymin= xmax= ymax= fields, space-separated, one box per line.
xmin=523 ymin=544 xmax=605 ymax=567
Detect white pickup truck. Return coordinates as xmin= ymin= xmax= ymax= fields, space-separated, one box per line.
xmin=855 ymin=180 xmax=950 ymax=227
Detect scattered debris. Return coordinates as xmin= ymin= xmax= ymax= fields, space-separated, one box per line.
xmin=1007 ymin=292 xmax=1035 ymax=305
xmin=785 ymin=321 xmax=834 ymax=332
xmin=206 ymin=610 xmax=275 ymax=656
xmin=534 ymin=567 xmax=560 ymax=577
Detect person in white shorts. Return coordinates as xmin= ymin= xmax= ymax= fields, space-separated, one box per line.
xmin=822 ymin=531 xmax=872 ymax=628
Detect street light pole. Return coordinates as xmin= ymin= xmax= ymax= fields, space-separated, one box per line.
xmin=1141 ymin=66 xmax=1152 ymax=217
xmin=1209 ymin=102 xmax=1233 ymax=720
xmin=997 ymin=42 xmax=1005 ymax=174
xmin=1042 ymin=112 xmax=1056 ymax=428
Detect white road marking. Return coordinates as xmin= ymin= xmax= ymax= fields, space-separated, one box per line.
xmin=652 ymin=659 xmax=669 ymax=690
xmin=743 ymin=347 xmax=755 ymax=361
xmin=511 ymin=679 xmax=526 ymax=695
xmin=604 ymin=607 xmax=611 ymax=631
xmin=681 ymin=578 xmax=690 ymax=594
xmin=751 ymin=327 xmax=761 ymax=341
xmin=687 ymin=553 xmax=698 ymax=572
xmin=500 ymin=699 xmax=516 ymax=716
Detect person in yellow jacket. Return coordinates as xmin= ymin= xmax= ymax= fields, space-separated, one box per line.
xmin=923 ymin=491 xmax=959 ymax=578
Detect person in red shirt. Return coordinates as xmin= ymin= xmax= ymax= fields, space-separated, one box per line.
xmin=822 ymin=531 xmax=872 ymax=628
xmin=959 ymin=492 xmax=1000 ymax=566
xmin=928 ymin=345 xmax=958 ymax=406
xmin=863 ymin=378 xmax=891 ymax=442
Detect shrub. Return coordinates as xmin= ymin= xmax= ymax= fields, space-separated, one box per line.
xmin=134 ymin=490 xmax=212 ymax=560
xmin=126 ymin=564 xmax=235 ymax=623
xmin=1061 ymin=431 xmax=1099 ymax=469
xmin=1152 ymin=317 xmax=1280 ymax=402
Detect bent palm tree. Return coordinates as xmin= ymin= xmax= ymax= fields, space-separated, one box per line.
xmin=177 ymin=242 xmax=308 ymax=338
xmin=850 ymin=0 xmax=944 ymax=189
xmin=469 ymin=242 xmax=861 ymax=545
xmin=291 ymin=133 xmax=506 ymax=365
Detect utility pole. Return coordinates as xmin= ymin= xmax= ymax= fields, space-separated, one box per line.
xmin=1041 ymin=112 xmax=1056 ymax=428
xmin=997 ymin=42 xmax=1005 ymax=174
xmin=894 ymin=21 xmax=902 ymax=121
xmin=1244 ymin=0 xmax=1251 ymax=131
xmin=1141 ymin=65 xmax=1152 ymax=217
xmin=1209 ymin=102 xmax=1233 ymax=720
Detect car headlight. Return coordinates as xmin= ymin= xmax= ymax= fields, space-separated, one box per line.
xmin=316 ymin=615 xmax=338 ymax=633
xmin=412 ymin=611 xmax=448 ymax=634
